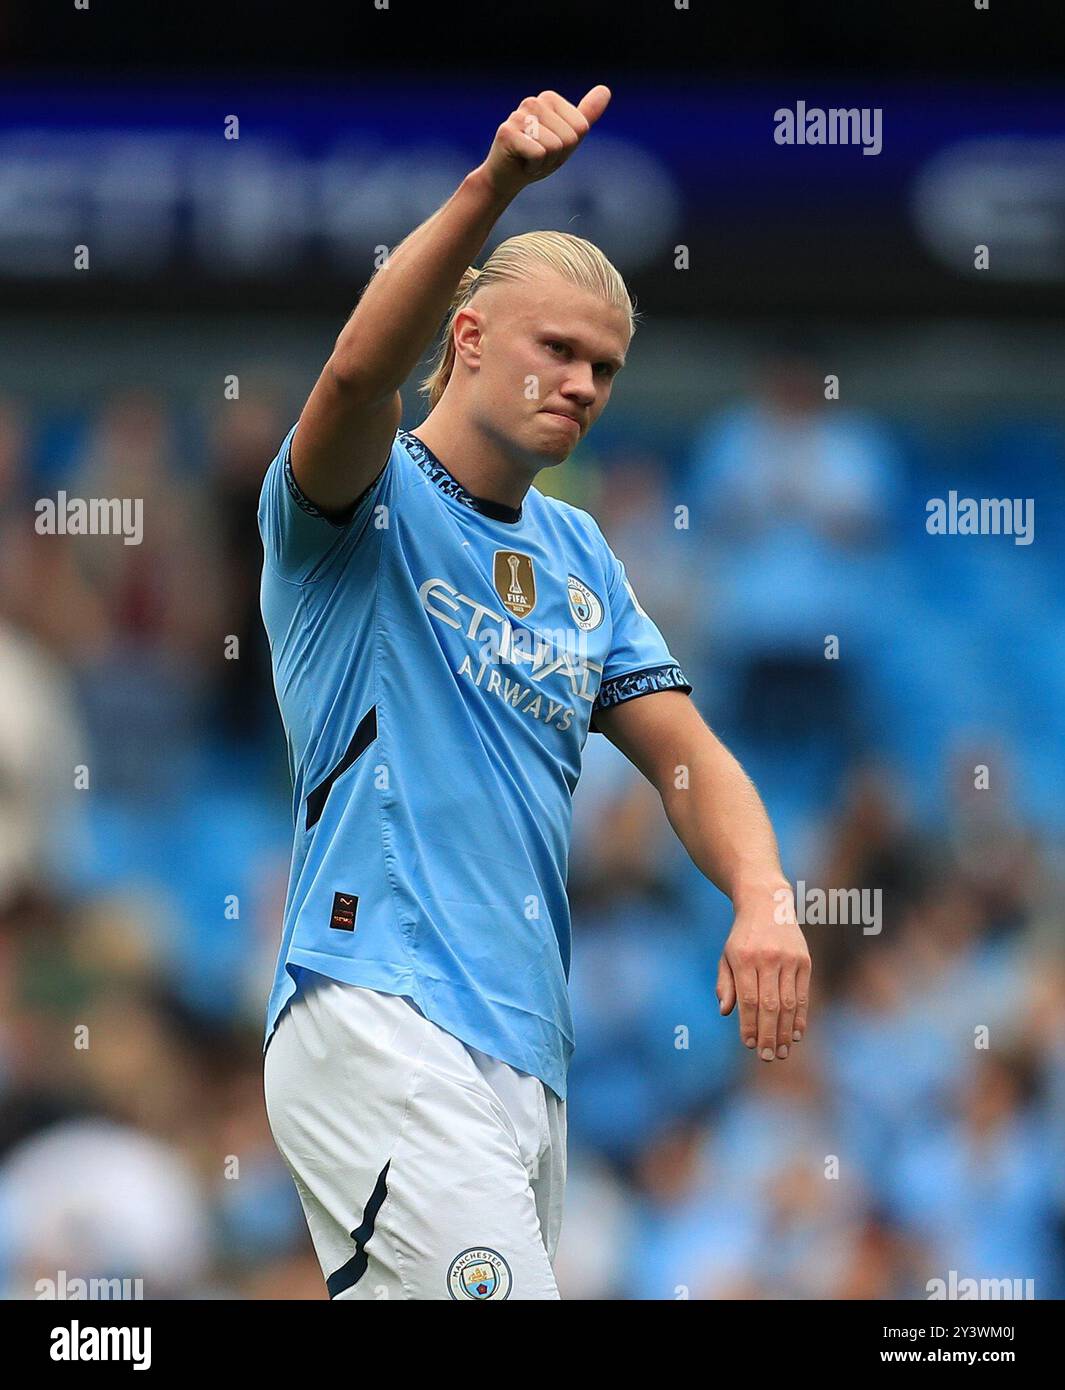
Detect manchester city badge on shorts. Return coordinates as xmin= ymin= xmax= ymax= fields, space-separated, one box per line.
xmin=567 ymin=575 xmax=604 ymax=632
xmin=446 ymin=1247 xmax=513 ymax=1300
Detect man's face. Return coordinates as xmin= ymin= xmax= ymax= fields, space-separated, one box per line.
xmin=452 ymin=269 xmax=630 ymax=469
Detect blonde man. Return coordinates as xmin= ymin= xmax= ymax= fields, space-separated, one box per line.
xmin=261 ymin=85 xmax=810 ymax=1301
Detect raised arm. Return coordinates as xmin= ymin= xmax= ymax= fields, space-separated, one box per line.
xmin=291 ymin=85 xmax=612 ymax=515
xmin=594 ymin=689 xmax=812 ymax=1063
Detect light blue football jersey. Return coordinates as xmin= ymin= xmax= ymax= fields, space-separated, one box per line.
xmin=258 ymin=424 xmax=692 ymax=1099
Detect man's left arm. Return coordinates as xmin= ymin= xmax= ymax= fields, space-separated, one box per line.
xmin=594 ymin=689 xmax=812 ymax=1062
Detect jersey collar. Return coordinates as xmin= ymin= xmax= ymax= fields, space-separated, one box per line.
xmin=400 ymin=429 xmax=523 ymax=524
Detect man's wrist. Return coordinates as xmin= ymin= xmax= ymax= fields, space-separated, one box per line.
xmin=729 ymin=874 xmax=794 ymax=913
xmin=465 ymin=161 xmax=522 ymax=211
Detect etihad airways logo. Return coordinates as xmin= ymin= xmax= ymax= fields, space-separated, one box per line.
xmin=420 ymin=576 xmax=603 ymax=733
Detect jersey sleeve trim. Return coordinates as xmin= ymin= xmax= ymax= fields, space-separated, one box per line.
xmin=592 ymin=661 xmax=693 ymax=720
xmin=283 ymin=451 xmax=385 ymax=529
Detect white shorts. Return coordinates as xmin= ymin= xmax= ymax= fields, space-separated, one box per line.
xmin=263 ymin=971 xmax=567 ymax=1300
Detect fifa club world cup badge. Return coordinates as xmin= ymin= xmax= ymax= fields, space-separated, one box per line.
xmin=446 ymin=1247 xmax=513 ymax=1300
xmin=493 ymin=550 xmax=536 ymax=619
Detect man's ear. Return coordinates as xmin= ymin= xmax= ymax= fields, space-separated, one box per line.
xmin=452 ymin=305 xmax=485 ymax=371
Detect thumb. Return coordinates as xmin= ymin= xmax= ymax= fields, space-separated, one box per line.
xmin=577 ymin=84 xmax=612 ymax=126
xmin=716 ymin=955 xmax=735 ymax=1016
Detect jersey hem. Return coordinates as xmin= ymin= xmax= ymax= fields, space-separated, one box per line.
xmin=275 ymin=948 xmax=572 ymax=1101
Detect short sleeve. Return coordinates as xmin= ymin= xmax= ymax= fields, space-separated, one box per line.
xmin=590 ymin=540 xmax=693 ymax=731
xmin=257 ymin=421 xmax=393 ymax=583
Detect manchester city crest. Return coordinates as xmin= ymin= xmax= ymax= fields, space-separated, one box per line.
xmin=567 ymin=575 xmax=604 ymax=632
xmin=446 ymin=1247 xmax=513 ymax=1300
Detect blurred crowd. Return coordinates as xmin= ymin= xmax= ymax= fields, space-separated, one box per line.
xmin=0 ymin=356 xmax=1063 ymax=1299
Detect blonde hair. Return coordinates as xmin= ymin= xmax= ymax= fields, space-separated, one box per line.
xmin=418 ymin=231 xmax=637 ymax=412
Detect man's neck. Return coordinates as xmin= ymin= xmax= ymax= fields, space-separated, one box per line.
xmin=411 ymin=409 xmax=537 ymax=512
